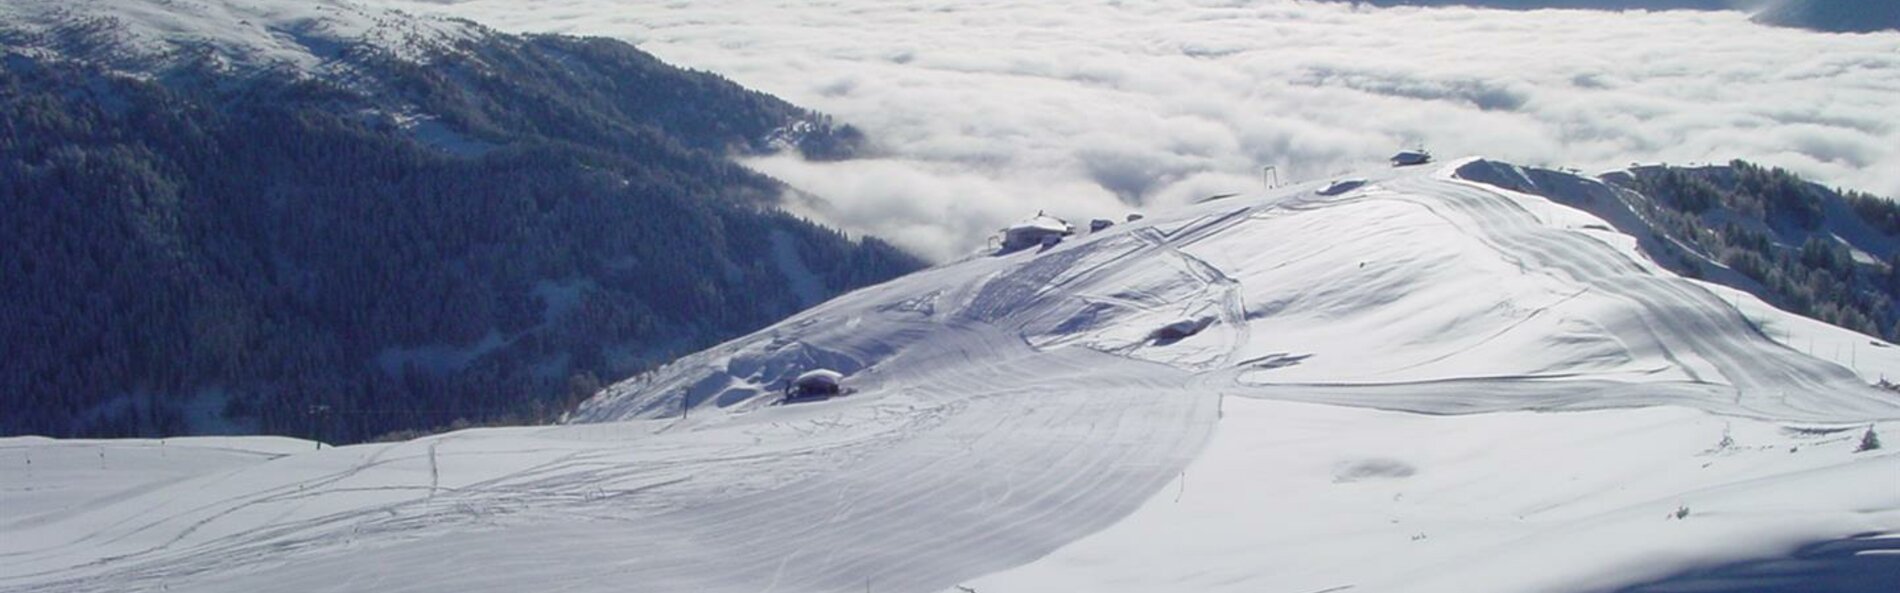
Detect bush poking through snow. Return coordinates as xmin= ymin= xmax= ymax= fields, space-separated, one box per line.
xmin=1857 ymin=426 xmax=1882 ymax=452
xmin=1149 ymin=316 xmax=1216 ymax=345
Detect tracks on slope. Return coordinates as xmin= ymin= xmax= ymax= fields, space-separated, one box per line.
xmin=43 ymin=323 xmax=1219 ymax=593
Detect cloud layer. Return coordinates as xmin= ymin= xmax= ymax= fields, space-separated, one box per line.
xmin=396 ymin=0 xmax=1900 ymax=261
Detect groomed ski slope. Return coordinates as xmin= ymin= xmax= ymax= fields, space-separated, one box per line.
xmin=4 ymin=159 xmax=1897 ymax=593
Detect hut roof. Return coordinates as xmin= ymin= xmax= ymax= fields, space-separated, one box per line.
xmin=793 ymin=369 xmax=845 ymax=388
xmin=1007 ymin=214 xmax=1073 ymax=236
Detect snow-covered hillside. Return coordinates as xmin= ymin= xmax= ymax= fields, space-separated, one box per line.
xmin=0 ymin=0 xmax=485 ymax=74
xmin=582 ymin=157 xmax=1900 ymax=423
xmin=4 ymin=159 xmax=1897 ymax=592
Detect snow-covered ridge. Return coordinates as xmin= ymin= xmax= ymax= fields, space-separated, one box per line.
xmin=0 ymin=0 xmax=488 ymax=75
xmin=579 ymin=157 xmax=1900 ymax=425
xmin=4 ymin=158 xmax=1896 ymax=593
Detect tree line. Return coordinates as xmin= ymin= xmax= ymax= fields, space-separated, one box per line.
xmin=1617 ymin=160 xmax=1900 ymax=340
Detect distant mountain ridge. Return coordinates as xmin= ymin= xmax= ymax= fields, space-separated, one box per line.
xmin=1347 ymin=0 xmax=1732 ymax=9
xmin=1339 ymin=0 xmax=1900 ymax=33
xmin=0 ymin=0 xmax=921 ymax=442
xmin=1752 ymin=0 xmax=1900 ymax=33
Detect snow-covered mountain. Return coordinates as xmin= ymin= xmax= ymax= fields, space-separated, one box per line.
xmin=5 ymin=158 xmax=1895 ymax=593
xmin=0 ymin=0 xmax=485 ymax=75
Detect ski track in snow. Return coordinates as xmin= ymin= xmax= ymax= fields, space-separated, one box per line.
xmin=3 ymin=327 xmax=1216 ymax=593
xmin=272 ymin=333 xmax=1210 ymax=593
xmin=5 ymin=160 xmax=1898 ymax=593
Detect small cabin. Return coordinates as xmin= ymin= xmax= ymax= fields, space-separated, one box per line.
xmin=1391 ymin=150 xmax=1432 ymax=167
xmin=1000 ymin=213 xmax=1074 ymax=253
xmin=788 ymin=369 xmax=844 ymax=399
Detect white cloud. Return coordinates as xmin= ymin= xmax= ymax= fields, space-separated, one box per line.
xmin=393 ymin=0 xmax=1900 ymax=261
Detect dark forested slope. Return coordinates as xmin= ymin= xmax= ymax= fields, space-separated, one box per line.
xmin=0 ymin=13 xmax=919 ymax=442
xmin=1605 ymin=162 xmax=1900 ymax=338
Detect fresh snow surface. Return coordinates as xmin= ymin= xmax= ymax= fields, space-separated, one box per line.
xmin=968 ymin=399 xmax=1900 ymax=593
xmin=5 ymin=159 xmax=1899 ymax=593
xmin=0 ymin=0 xmax=485 ymax=74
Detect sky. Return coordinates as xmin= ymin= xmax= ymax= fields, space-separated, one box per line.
xmin=396 ymin=0 xmax=1900 ymax=261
